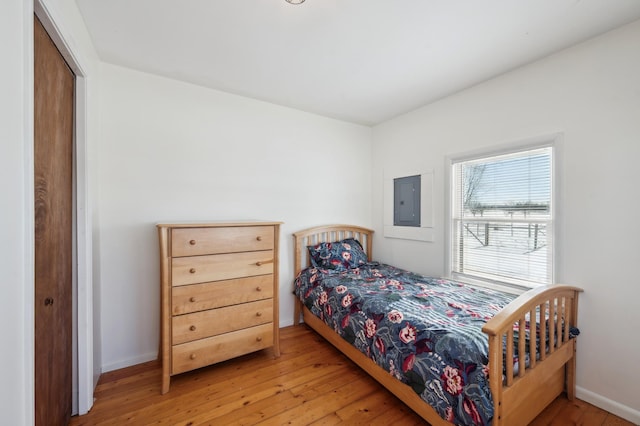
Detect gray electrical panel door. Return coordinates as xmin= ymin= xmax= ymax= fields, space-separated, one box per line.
xmin=394 ymin=175 xmax=420 ymax=227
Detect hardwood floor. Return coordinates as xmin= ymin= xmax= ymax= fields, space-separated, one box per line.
xmin=71 ymin=325 xmax=632 ymax=425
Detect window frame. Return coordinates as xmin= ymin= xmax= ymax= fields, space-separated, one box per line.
xmin=444 ymin=134 xmax=562 ymax=291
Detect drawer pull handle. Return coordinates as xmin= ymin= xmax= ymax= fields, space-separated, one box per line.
xmin=256 ymin=236 xmax=263 ymax=241
xmin=190 ymin=354 xmax=196 ymax=360
xmin=190 ymin=325 xmax=196 ymax=331
xmin=189 ymin=297 xmax=196 ymax=302
xmin=256 ymin=336 xmax=263 ymax=342
xmin=189 ymin=268 xmax=196 ymax=274
xmin=256 ymin=286 xmax=262 ymax=292
xmin=256 ymin=312 xmax=262 ymax=317
xmin=189 ymin=239 xmax=196 ymax=245
xmin=255 ymin=259 xmax=273 ymax=267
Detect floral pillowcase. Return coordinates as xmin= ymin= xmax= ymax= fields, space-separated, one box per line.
xmin=308 ymin=238 xmax=368 ymax=271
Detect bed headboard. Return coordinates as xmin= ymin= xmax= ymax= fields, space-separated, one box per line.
xmin=293 ymin=224 xmax=374 ymax=277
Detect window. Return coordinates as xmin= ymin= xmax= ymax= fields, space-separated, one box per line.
xmin=449 ymin=145 xmax=554 ymax=288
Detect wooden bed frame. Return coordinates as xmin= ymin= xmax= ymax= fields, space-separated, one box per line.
xmin=293 ymin=224 xmax=581 ymax=426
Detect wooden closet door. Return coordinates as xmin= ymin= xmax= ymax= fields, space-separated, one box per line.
xmin=34 ymin=15 xmax=74 ymax=425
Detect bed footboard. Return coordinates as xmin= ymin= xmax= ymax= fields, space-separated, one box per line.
xmin=482 ymin=285 xmax=582 ymax=426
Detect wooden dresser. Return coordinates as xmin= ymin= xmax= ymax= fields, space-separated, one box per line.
xmin=157 ymin=221 xmax=281 ymax=394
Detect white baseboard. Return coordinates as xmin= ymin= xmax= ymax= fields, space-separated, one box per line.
xmin=576 ymin=386 xmax=640 ymax=424
xmin=101 ymin=351 xmax=158 ymax=373
xmin=280 ymin=318 xmax=294 ymax=328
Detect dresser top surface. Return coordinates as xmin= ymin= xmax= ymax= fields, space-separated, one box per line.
xmin=157 ymin=221 xmax=282 ymax=229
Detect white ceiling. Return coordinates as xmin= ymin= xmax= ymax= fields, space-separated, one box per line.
xmin=75 ymin=0 xmax=640 ymax=125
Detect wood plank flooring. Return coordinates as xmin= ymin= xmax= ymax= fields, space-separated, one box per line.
xmin=71 ymin=325 xmax=633 ymax=425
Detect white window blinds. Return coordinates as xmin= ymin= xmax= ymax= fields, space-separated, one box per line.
xmin=451 ymin=146 xmax=553 ymax=287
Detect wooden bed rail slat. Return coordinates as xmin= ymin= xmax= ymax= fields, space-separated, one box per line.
xmin=540 ymin=302 xmax=547 ymax=361
xmin=557 ymin=298 xmax=563 ymax=346
xmin=529 ymin=309 xmax=537 ymax=370
xmin=566 ymin=294 xmax=579 ymax=401
xmin=564 ymin=298 xmax=571 ymax=343
xmin=518 ymin=317 xmax=526 ymax=378
xmin=487 ymin=334 xmax=503 ymax=423
xmin=549 ymin=299 xmax=556 ymax=353
xmin=506 ymin=329 xmax=514 ymax=385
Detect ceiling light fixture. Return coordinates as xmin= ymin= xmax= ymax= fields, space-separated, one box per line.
xmin=286 ymin=0 xmax=305 ymax=4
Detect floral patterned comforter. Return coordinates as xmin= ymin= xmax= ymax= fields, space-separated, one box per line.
xmin=293 ymin=262 xmax=518 ymax=426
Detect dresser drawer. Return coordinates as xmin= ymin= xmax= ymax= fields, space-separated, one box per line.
xmin=172 ymin=299 xmax=273 ymax=344
xmin=172 ymin=226 xmax=274 ymax=257
xmin=172 ymin=323 xmax=273 ymax=374
xmin=172 ymin=275 xmax=273 ymax=315
xmin=172 ymin=250 xmax=274 ymax=286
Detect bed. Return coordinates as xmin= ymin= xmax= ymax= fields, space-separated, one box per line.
xmin=292 ymin=224 xmax=581 ymax=426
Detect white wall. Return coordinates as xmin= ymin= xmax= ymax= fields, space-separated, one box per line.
xmin=0 ymin=0 xmax=33 ymax=423
xmin=97 ymin=63 xmax=372 ymax=371
xmin=372 ymin=20 xmax=640 ymax=423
